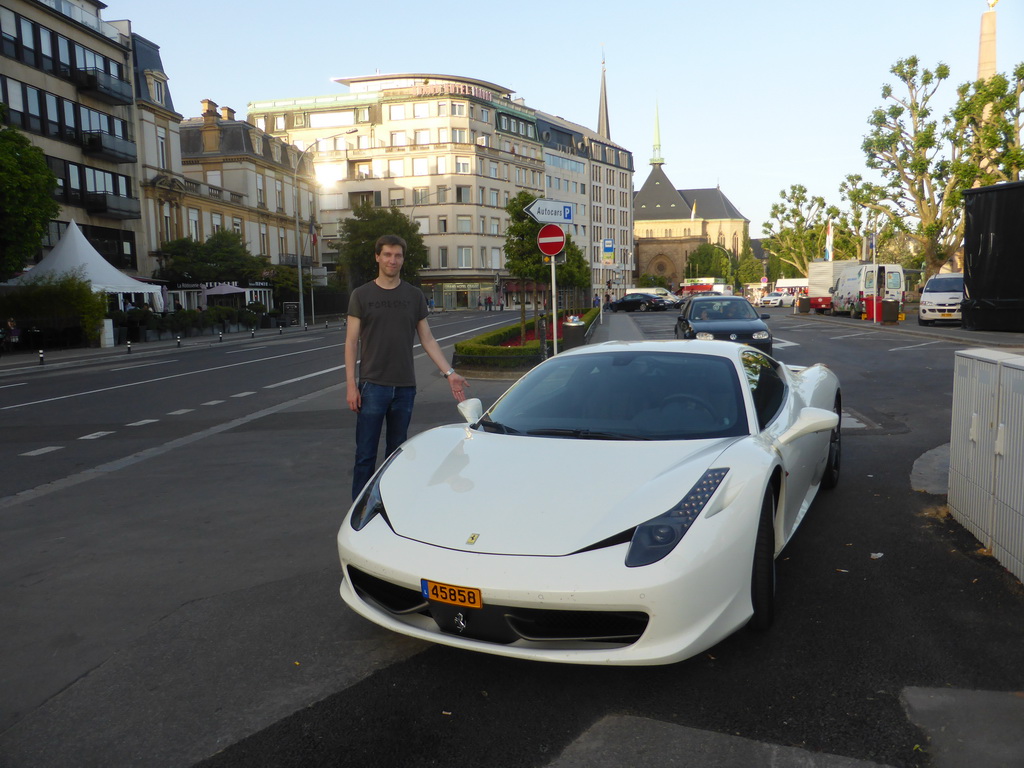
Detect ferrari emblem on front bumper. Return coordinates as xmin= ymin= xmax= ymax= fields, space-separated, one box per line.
xmin=454 ymin=612 xmax=467 ymax=632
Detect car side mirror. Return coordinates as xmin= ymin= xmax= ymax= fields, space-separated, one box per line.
xmin=457 ymin=398 xmax=483 ymax=424
xmin=776 ymin=407 xmax=839 ymax=446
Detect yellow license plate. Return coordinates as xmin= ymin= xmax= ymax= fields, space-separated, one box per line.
xmin=421 ymin=579 xmax=483 ymax=608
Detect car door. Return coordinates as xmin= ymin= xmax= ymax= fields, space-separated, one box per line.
xmin=741 ymin=350 xmax=817 ymax=548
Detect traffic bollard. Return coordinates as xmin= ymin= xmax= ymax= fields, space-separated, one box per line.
xmin=219 ymin=331 xmax=223 ymax=342
xmin=176 ymin=335 xmax=181 ymax=347
xmin=127 ymin=341 xmax=132 ymax=354
xmin=39 ymin=349 xmax=44 ymax=365
xmin=304 ymin=323 xmax=308 ymax=331
xmin=279 ymin=325 xmax=283 ymax=335
xmin=251 ymin=328 xmax=255 ymax=338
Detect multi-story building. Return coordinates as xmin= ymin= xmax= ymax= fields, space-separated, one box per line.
xmin=249 ymin=71 xmax=634 ymax=310
xmin=2 ymin=0 xmax=142 ymax=270
xmin=249 ymin=73 xmax=547 ymax=310
xmin=173 ymin=99 xmax=317 ymax=308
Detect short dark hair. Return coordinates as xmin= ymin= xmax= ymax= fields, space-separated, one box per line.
xmin=374 ymin=234 xmax=407 ymax=256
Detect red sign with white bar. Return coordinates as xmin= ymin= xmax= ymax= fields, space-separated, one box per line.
xmin=537 ymin=224 xmax=566 ymax=256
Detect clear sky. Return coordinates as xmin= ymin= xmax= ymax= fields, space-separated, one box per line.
xmin=104 ymin=0 xmax=1022 ymax=237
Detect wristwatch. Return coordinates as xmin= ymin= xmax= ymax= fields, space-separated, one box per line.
xmin=443 ymin=368 xmax=455 ymax=378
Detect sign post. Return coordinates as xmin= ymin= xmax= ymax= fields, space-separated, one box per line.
xmin=537 ymin=224 xmax=566 ymax=355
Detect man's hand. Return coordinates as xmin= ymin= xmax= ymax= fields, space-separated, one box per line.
xmin=448 ymin=372 xmax=469 ymax=403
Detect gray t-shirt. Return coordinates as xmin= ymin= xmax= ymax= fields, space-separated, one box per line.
xmin=348 ymin=280 xmax=428 ymax=387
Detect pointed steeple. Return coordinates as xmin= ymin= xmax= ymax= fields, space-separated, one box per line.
xmin=597 ymin=53 xmax=611 ymax=139
xmin=651 ymin=102 xmax=664 ymax=166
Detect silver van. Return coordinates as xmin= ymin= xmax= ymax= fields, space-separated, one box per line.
xmin=918 ymin=273 xmax=963 ymax=326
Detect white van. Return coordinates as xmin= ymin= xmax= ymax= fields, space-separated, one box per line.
xmin=831 ymin=263 xmax=905 ymax=316
xmin=918 ymin=273 xmax=963 ymax=326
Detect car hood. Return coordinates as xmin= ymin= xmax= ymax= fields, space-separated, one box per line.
xmin=375 ymin=424 xmax=737 ymax=556
xmin=921 ymin=291 xmax=962 ymax=303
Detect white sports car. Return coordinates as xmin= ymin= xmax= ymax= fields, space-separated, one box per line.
xmin=337 ymin=340 xmax=841 ymax=666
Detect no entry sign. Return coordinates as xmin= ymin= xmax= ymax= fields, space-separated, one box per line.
xmin=537 ymin=224 xmax=566 ymax=256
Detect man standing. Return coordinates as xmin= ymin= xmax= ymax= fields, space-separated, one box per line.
xmin=345 ymin=235 xmax=469 ymax=500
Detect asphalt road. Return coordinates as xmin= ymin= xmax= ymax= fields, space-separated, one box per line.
xmin=1 ymin=309 xmax=1022 ymax=768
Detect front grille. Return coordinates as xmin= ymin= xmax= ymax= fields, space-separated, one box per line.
xmin=347 ymin=566 xmax=649 ymax=647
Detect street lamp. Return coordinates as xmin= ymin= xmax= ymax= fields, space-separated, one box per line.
xmin=292 ymin=129 xmax=357 ymax=327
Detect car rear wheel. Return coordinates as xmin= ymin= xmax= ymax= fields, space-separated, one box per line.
xmin=749 ymin=488 xmax=776 ymax=630
xmin=821 ymin=392 xmax=842 ymax=490
xmin=638 ymin=303 xmax=648 ymax=312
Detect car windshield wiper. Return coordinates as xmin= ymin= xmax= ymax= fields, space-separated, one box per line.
xmin=478 ymin=417 xmax=521 ymax=435
xmin=526 ymin=428 xmax=648 ymax=441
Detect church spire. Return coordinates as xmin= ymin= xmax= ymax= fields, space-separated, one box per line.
xmin=651 ymin=102 xmax=664 ymax=165
xmin=597 ymin=53 xmax=611 ymax=139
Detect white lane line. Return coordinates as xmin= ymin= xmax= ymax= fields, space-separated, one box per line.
xmin=167 ymin=409 xmax=194 ymax=415
xmin=830 ymin=332 xmax=872 ymax=339
xmin=21 ymin=446 xmax=62 ymax=456
xmin=890 ymin=341 xmax=942 ymax=351
xmin=126 ymin=419 xmax=158 ymax=427
xmin=111 ymin=360 xmax=177 ymax=371
xmin=264 ymin=366 xmax=344 ymax=389
xmin=231 ymin=392 xmax=256 ymax=398
xmin=79 ymin=431 xmax=115 ymax=440
xmin=773 ymin=338 xmax=799 ymax=348
xmin=0 ymin=382 xmax=27 ymax=390
xmin=226 ymin=346 xmax=267 ymax=354
xmin=201 ymin=400 xmax=225 ymax=406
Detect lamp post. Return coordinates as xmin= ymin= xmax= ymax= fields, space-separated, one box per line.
xmin=292 ymin=129 xmax=356 ymax=327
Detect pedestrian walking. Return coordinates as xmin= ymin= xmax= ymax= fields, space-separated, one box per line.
xmin=485 ymin=296 xmax=493 ymax=311
xmin=345 ymin=235 xmax=469 ymax=500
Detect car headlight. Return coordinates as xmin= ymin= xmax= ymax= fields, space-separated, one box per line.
xmin=349 ymin=449 xmax=402 ymax=531
xmin=695 ymin=332 xmax=715 ymax=341
xmin=625 ymin=468 xmax=729 ymax=567
xmin=752 ymin=331 xmax=770 ymax=340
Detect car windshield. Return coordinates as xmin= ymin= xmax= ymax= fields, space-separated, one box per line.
xmin=925 ymin=276 xmax=963 ymax=292
xmin=483 ymin=350 xmax=748 ymax=440
xmin=690 ymin=299 xmax=758 ymax=321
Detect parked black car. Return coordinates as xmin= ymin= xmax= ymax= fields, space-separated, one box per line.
xmin=674 ymin=295 xmax=773 ymax=354
xmin=608 ymin=293 xmax=671 ymax=312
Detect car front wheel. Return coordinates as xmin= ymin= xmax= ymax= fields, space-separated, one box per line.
xmin=638 ymin=303 xmax=648 ymax=312
xmin=821 ymin=392 xmax=842 ymax=490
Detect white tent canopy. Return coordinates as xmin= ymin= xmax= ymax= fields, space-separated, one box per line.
xmin=4 ymin=220 xmax=163 ymax=310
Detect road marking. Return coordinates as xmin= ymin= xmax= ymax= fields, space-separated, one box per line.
xmin=167 ymin=409 xmax=194 ymax=415
xmin=126 ymin=419 xmax=158 ymax=427
xmin=264 ymin=366 xmax=344 ymax=389
xmin=201 ymin=400 xmax=225 ymax=406
xmin=21 ymin=446 xmax=62 ymax=456
xmin=231 ymin=392 xmax=256 ymax=398
xmin=889 ymin=341 xmax=942 ymax=351
xmin=0 ymin=382 xmax=27 ymax=390
xmin=226 ymin=346 xmax=267 ymax=354
xmin=774 ymin=338 xmax=799 ymax=348
xmin=111 ymin=360 xmax=177 ymax=371
xmin=830 ymin=332 xmax=872 ymax=339
xmin=79 ymin=431 xmax=115 ymax=440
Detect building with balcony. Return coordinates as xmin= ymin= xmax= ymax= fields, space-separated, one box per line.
xmin=1 ymin=0 xmax=142 ymax=271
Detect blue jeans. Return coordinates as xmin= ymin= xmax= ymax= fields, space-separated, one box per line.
xmin=352 ymin=382 xmax=416 ymax=500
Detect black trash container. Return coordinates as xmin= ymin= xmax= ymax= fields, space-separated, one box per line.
xmin=797 ymin=296 xmax=811 ymax=314
xmin=881 ymin=299 xmax=900 ymax=324
xmin=562 ymin=317 xmax=586 ymax=350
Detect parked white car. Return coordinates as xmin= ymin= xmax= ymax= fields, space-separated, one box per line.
xmin=337 ymin=341 xmax=841 ymax=666
xmin=760 ymin=291 xmax=795 ymax=307
xmin=918 ymin=273 xmax=963 ymax=326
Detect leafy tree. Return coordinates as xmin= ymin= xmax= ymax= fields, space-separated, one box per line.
xmin=503 ymin=191 xmax=545 ymax=337
xmin=737 ymin=253 xmax=764 ymax=285
xmin=332 ymin=203 xmax=427 ymax=288
xmin=0 ymin=121 xmax=60 ymax=281
xmin=841 ymin=57 xmax=980 ymax=277
xmin=953 ymin=63 xmax=1024 ymax=185
xmin=0 ymin=271 xmax=107 ymax=343
xmin=761 ymin=185 xmax=853 ymax=277
xmin=684 ymin=243 xmax=732 ymax=282
xmin=156 ymin=230 xmax=266 ymax=283
xmin=637 ymin=274 xmax=670 ymax=290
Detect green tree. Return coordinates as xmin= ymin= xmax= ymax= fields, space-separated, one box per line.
xmin=637 ymin=273 xmax=670 ymax=290
xmin=332 ymin=203 xmax=427 ymax=288
xmin=841 ymin=57 xmax=982 ymax=277
xmin=684 ymin=243 xmax=732 ymax=282
xmin=156 ymin=230 xmax=266 ymax=283
xmin=737 ymin=253 xmax=764 ymax=285
xmin=0 ymin=121 xmax=60 ymax=281
xmin=762 ymin=185 xmax=852 ymax=277
xmin=953 ymin=63 xmax=1024 ymax=185
xmin=503 ymin=191 xmax=545 ymax=337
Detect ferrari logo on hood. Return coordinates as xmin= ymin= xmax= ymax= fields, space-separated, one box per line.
xmin=466 ymin=533 xmax=480 ymax=545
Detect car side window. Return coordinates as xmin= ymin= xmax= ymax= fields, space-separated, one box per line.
xmin=741 ymin=350 xmax=786 ymax=430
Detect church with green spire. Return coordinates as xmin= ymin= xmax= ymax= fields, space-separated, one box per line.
xmin=633 ymin=107 xmax=748 ymax=291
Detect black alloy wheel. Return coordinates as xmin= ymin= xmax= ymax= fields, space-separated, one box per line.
xmin=821 ymin=392 xmax=842 ymax=490
xmin=749 ymin=487 xmax=776 ymax=630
